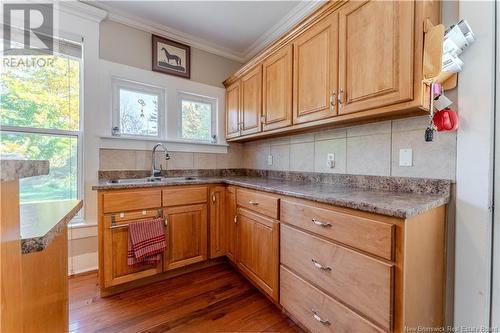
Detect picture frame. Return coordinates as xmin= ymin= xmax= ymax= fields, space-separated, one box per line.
xmin=152 ymin=34 xmax=191 ymax=79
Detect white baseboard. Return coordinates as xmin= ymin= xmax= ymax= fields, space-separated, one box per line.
xmin=68 ymin=252 xmax=98 ymax=275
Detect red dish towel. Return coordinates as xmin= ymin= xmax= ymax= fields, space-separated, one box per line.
xmin=127 ymin=217 xmax=166 ymax=267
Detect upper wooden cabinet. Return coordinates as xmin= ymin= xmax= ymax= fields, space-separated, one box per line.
xmin=223 ymin=0 xmax=440 ymax=141
xmin=225 ymin=81 xmax=241 ymax=139
xmin=293 ymin=11 xmax=338 ymax=124
xmin=240 ymin=66 xmax=263 ymax=136
xmin=262 ymin=45 xmax=293 ymax=131
xmin=337 ymin=1 xmax=414 ymax=114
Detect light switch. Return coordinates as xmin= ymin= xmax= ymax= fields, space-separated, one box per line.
xmin=399 ymin=148 xmax=413 ymax=167
xmin=327 ymin=153 xmax=335 ymax=168
xmin=267 ymin=155 xmax=273 ymax=166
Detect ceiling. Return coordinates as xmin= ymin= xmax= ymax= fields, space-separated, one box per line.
xmin=89 ymin=1 xmax=323 ymax=62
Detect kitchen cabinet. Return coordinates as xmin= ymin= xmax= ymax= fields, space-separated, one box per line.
xmin=293 ymin=10 xmax=338 ymax=124
xmin=225 ymin=186 xmax=237 ymax=263
xmin=209 ymin=186 xmax=226 ymax=258
xmin=262 ymin=44 xmax=293 ymax=131
xmin=163 ymin=204 xmax=208 ymax=271
xmin=102 ymin=210 xmax=164 ymax=289
xmin=337 ymin=0 xmax=414 ymax=115
xmin=223 ymin=0 xmax=440 ymax=142
xmin=225 ymin=81 xmax=241 ymax=139
xmin=240 ymin=65 xmax=263 ymax=136
xmin=236 ymin=208 xmax=279 ymax=302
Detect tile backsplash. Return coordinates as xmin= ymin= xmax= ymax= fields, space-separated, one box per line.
xmin=242 ymin=116 xmax=457 ymax=180
xmin=99 ymin=116 xmax=457 ymax=181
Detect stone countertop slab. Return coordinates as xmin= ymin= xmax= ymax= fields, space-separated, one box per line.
xmin=20 ymin=199 xmax=83 ymax=254
xmin=1 ymin=159 xmax=49 ymax=182
xmin=92 ymin=176 xmax=449 ymax=219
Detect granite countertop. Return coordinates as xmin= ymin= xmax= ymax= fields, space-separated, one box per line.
xmin=92 ymin=176 xmax=449 ymax=219
xmin=20 ymin=199 xmax=83 ymax=254
xmin=1 ymin=159 xmax=49 ymax=181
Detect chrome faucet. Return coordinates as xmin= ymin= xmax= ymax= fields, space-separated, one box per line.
xmin=151 ymin=143 xmax=170 ymax=178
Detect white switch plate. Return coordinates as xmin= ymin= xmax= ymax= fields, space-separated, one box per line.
xmin=399 ymin=148 xmax=413 ymax=167
xmin=327 ymin=153 xmax=335 ymax=168
xmin=267 ymin=155 xmax=273 ymax=166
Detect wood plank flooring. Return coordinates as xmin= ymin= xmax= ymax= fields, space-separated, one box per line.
xmin=69 ymin=263 xmax=303 ymax=333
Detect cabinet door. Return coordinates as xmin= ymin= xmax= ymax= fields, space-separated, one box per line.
xmin=262 ymin=44 xmax=293 ymax=131
xmin=209 ymin=186 xmax=226 ymax=258
xmin=226 ymin=186 xmax=237 ymax=263
xmin=226 ymin=81 xmax=241 ymax=139
xmin=293 ymin=11 xmax=338 ymax=124
xmin=240 ymin=66 xmax=262 ymax=136
xmin=236 ymin=208 xmax=279 ymax=302
xmin=102 ymin=213 xmax=163 ymax=288
xmin=338 ymin=0 xmax=414 ymax=114
xmin=163 ymin=204 xmax=208 ymax=271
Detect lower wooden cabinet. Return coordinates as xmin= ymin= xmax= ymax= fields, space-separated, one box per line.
xmin=102 ymin=212 xmax=163 ymax=288
xmin=236 ymin=207 xmax=279 ymax=302
xmin=209 ymin=186 xmax=227 ymax=258
xmin=163 ymin=204 xmax=208 ymax=271
xmin=226 ymin=186 xmax=237 ymax=262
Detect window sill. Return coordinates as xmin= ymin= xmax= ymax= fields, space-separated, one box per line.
xmin=99 ymin=135 xmax=229 ymax=153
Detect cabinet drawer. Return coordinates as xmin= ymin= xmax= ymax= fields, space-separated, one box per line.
xmin=280 ymin=224 xmax=393 ymax=330
xmin=102 ymin=189 xmax=162 ymax=214
xmin=281 ymin=198 xmax=394 ymax=260
xmin=162 ymin=186 xmax=207 ymax=206
xmin=281 ymin=266 xmax=385 ymax=333
xmin=237 ymin=188 xmax=279 ymax=219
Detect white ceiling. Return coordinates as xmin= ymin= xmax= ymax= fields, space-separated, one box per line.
xmin=89 ymin=1 xmax=323 ymax=62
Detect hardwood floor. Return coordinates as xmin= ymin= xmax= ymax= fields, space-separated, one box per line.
xmin=69 ymin=263 xmax=303 ymax=333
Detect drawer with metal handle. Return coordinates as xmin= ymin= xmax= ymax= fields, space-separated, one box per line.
xmin=280 ymin=266 xmax=386 ymax=333
xmin=280 ymin=224 xmax=394 ymax=331
xmin=236 ymin=188 xmax=279 ymax=219
xmin=281 ymin=198 xmax=395 ymax=260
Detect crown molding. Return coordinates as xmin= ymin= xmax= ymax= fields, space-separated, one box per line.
xmin=243 ymin=0 xmax=325 ymax=61
xmin=59 ymin=1 xmax=107 ymax=23
xmin=84 ymin=1 xmax=322 ymax=63
xmin=89 ymin=1 xmax=247 ymax=62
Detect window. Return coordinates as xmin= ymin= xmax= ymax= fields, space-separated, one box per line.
xmin=178 ymin=92 xmax=217 ymax=143
xmin=112 ymin=78 xmax=165 ymax=138
xmin=0 ymin=41 xmax=82 ymax=204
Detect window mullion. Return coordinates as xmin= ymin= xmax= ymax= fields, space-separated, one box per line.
xmin=0 ymin=125 xmax=80 ymax=137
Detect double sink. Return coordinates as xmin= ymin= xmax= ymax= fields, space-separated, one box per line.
xmin=107 ymin=176 xmax=198 ymax=185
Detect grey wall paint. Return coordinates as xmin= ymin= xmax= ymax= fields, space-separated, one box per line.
xmin=99 ymin=20 xmax=243 ymax=88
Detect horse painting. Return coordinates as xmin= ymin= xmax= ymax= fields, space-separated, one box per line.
xmin=161 ymin=47 xmax=182 ymax=67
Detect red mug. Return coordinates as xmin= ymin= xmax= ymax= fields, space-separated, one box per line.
xmin=433 ymin=108 xmax=459 ymax=131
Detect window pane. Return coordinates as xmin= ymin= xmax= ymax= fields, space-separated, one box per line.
xmin=0 ymin=54 xmax=80 ymax=131
xmin=120 ymin=89 xmax=159 ymax=137
xmin=1 ymin=132 xmax=78 ymax=203
xmin=181 ymin=100 xmax=211 ymax=141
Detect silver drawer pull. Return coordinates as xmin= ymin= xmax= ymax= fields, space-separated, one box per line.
xmin=311 ymin=309 xmax=331 ymax=326
xmin=311 ymin=258 xmax=332 ymax=271
xmin=312 ymin=218 xmax=332 ymax=228
xmin=249 ymin=200 xmax=259 ymax=206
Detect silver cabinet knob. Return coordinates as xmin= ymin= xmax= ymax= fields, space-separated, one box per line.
xmin=311 ymin=258 xmax=332 ymax=271
xmin=311 ymin=309 xmax=331 ymax=326
xmin=312 ymin=218 xmax=332 ymax=228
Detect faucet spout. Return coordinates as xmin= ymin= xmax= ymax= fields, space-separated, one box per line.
xmin=151 ymin=143 xmax=169 ymax=178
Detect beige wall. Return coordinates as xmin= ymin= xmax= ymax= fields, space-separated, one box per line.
xmin=99 ymin=20 xmax=243 ymax=88
xmin=242 ymin=116 xmax=457 ymax=180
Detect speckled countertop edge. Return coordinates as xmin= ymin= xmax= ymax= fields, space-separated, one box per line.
xmin=21 ymin=200 xmax=83 ymax=254
xmin=92 ymin=177 xmax=449 ymax=219
xmin=1 ymin=159 xmax=49 ymax=181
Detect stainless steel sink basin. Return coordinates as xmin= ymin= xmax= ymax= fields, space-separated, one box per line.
xmin=107 ymin=176 xmax=197 ymax=185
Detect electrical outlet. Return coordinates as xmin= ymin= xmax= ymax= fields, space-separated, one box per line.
xmin=399 ymin=148 xmax=413 ymax=167
xmin=267 ymin=155 xmax=273 ymax=166
xmin=327 ymin=153 xmax=335 ymax=168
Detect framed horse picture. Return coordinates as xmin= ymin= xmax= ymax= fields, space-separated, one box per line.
xmin=152 ymin=35 xmax=191 ymax=79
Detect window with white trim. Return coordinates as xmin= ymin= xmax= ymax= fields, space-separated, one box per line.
xmin=0 ymin=38 xmax=83 ymax=204
xmin=178 ymin=92 xmax=217 ymax=143
xmin=112 ymin=78 xmax=165 ymax=139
